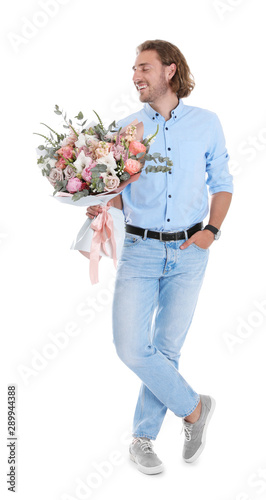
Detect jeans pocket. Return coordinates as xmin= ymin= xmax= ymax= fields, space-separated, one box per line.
xmin=124 ymin=232 xmax=143 ymax=247
xmin=191 ymin=242 xmax=209 ymax=252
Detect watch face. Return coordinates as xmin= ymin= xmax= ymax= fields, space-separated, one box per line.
xmin=214 ymin=230 xmax=221 ymax=240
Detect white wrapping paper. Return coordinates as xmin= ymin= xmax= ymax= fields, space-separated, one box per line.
xmin=52 ymin=192 xmax=126 ymax=260
xmin=70 ymin=206 xmax=125 ymax=259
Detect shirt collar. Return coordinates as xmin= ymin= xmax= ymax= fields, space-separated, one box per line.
xmin=143 ymin=98 xmax=184 ymax=123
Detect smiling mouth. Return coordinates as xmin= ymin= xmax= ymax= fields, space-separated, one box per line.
xmin=136 ymin=84 xmax=148 ymax=91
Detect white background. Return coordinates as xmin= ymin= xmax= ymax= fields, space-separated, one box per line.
xmin=1 ymin=1 xmax=266 ymax=499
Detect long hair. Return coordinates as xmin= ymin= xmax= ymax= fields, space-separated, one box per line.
xmin=136 ymin=40 xmax=195 ymax=98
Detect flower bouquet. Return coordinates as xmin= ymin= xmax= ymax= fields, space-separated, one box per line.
xmin=35 ymin=106 xmax=173 ymax=283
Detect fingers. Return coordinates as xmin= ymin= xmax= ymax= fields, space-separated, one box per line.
xmin=180 ymin=237 xmax=194 ymax=250
xmin=86 ymin=204 xmax=101 ymax=218
xmin=86 ymin=204 xmax=110 ymax=218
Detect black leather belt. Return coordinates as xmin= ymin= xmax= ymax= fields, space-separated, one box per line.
xmin=125 ymin=222 xmax=203 ymax=241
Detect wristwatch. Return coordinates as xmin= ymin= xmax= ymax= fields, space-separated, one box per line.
xmin=204 ymin=224 xmax=221 ymax=240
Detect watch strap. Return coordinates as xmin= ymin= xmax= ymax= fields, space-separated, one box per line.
xmin=204 ymin=224 xmax=219 ymax=235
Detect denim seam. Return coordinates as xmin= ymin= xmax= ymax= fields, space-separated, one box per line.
xmin=162 ymin=242 xmax=168 ymax=275
xmin=178 ymin=394 xmax=200 ymax=418
xmin=133 ymin=288 xmax=159 ymax=436
xmin=132 ymin=433 xmax=156 ymax=440
xmin=154 ymin=349 xmax=200 ymax=417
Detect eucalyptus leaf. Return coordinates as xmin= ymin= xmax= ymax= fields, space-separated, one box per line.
xmin=72 ymin=191 xmax=86 ymax=201
xmin=144 ymin=154 xmax=152 ymax=161
xmin=91 ymin=171 xmax=100 ymax=178
xmin=96 ymin=164 xmax=107 ymax=172
xmin=120 ymin=172 xmax=130 ymax=181
xmin=75 ymin=111 xmax=84 ymax=120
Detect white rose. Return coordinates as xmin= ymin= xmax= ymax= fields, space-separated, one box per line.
xmin=102 ymin=174 xmax=120 ymax=192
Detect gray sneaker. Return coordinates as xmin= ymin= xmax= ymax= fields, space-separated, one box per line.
xmin=182 ymin=394 xmax=216 ymax=463
xmin=129 ymin=437 xmax=164 ymax=474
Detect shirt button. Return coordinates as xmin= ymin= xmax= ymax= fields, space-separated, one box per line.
xmin=165 ymin=127 xmax=168 ymax=130
xmin=168 ymin=194 xmax=171 ymax=198
xmin=168 ymin=147 xmax=171 ymax=151
xmin=167 ymin=218 xmax=170 ymax=222
xmin=155 ymin=113 xmax=159 ymax=116
xmin=152 ymin=117 xmax=155 ymax=120
xmin=168 ymin=171 xmax=172 ymax=174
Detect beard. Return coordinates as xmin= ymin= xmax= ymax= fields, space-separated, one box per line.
xmin=139 ymin=71 xmax=169 ymax=103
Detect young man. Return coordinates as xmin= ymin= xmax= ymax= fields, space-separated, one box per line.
xmin=86 ymin=39 xmax=233 ymax=474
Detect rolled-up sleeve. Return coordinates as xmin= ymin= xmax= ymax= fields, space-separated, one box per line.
xmin=206 ymin=114 xmax=234 ymax=195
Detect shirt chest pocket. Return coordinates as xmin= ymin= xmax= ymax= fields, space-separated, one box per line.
xmin=178 ymin=140 xmax=206 ymax=172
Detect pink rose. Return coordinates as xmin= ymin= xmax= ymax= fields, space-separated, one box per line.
xmin=66 ymin=177 xmax=83 ymax=193
xmin=81 ymin=166 xmax=92 ymax=183
xmin=57 ymin=146 xmax=74 ymax=160
xmin=124 ymin=159 xmax=142 ymax=175
xmin=56 ymin=157 xmax=67 ymax=169
xmin=129 ymin=141 xmax=146 ymax=159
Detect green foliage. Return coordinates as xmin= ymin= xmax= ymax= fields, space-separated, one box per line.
xmin=71 ymin=189 xmax=89 ymax=201
xmin=54 ymin=104 xmax=62 ymax=115
xmin=53 ymin=179 xmax=68 ymax=195
xmin=120 ymin=172 xmax=130 ymax=181
xmin=94 ymin=164 xmax=108 ymax=173
xmin=145 ymin=165 xmax=172 ymax=174
xmin=89 ymin=177 xmax=105 ymax=193
xmin=74 ymin=111 xmax=84 ymax=121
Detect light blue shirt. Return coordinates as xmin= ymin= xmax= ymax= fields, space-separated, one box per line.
xmin=117 ymin=98 xmax=233 ymax=232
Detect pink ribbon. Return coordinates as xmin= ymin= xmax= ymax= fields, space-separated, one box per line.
xmin=89 ymin=206 xmax=117 ymax=284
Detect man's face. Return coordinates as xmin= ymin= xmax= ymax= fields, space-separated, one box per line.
xmin=132 ymin=50 xmax=171 ymax=103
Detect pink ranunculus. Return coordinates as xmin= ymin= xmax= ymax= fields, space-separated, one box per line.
xmin=55 ymin=157 xmax=67 ymax=169
xmin=124 ymin=159 xmax=142 ymax=175
xmin=66 ymin=177 xmax=83 ymax=193
xmin=57 ymin=146 xmax=74 ymax=160
xmin=81 ymin=166 xmax=92 ymax=183
xmin=129 ymin=141 xmax=146 ymax=159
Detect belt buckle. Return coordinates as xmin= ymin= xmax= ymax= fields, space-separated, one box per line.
xmin=159 ymin=231 xmax=163 ymax=241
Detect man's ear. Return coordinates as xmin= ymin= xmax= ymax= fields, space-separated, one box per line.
xmin=167 ymin=63 xmax=177 ymax=82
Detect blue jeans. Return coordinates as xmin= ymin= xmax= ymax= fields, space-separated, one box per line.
xmin=112 ymin=231 xmax=209 ymax=440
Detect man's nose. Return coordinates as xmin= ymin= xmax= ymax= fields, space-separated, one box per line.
xmin=133 ymin=70 xmax=141 ymax=83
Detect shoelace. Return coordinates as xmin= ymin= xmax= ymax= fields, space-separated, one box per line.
xmin=134 ymin=438 xmax=154 ymax=453
xmin=182 ymin=422 xmax=193 ymax=442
